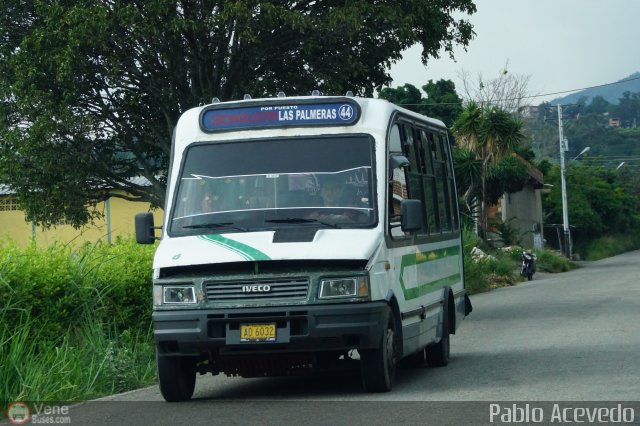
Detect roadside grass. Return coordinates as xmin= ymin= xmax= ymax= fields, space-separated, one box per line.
xmin=463 ymin=226 xmax=518 ymax=294
xmin=0 ymin=239 xmax=156 ymax=405
xmin=0 ymin=306 xmax=156 ymax=402
xmin=463 ymin=226 xmax=576 ymax=294
xmin=535 ymin=248 xmax=577 ymax=272
xmin=576 ymin=233 xmax=640 ymax=261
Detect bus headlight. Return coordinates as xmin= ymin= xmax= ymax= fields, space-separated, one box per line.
xmin=319 ymin=277 xmax=369 ymax=299
xmin=155 ymin=285 xmax=197 ymax=305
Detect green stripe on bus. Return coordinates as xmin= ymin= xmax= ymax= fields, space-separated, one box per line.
xmin=402 ymin=274 xmax=462 ymax=299
xmin=399 ymin=245 xmax=461 ymax=300
xmin=198 ymin=235 xmax=271 ymax=261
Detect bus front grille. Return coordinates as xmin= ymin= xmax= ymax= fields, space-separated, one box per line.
xmin=205 ymin=278 xmax=309 ymax=301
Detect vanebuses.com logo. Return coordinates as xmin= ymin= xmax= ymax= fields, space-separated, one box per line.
xmin=6 ymin=402 xmax=72 ymax=424
xmin=6 ymin=402 xmax=30 ymax=424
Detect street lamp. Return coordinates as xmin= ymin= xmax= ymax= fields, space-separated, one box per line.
xmin=557 ymin=105 xmax=571 ymax=258
xmin=571 ymin=146 xmax=590 ymax=161
xmin=558 ymin=144 xmax=591 ymax=258
xmin=557 ymin=104 xmax=591 ymax=259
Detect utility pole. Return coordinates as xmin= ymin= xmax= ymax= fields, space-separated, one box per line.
xmin=558 ymin=104 xmax=571 ymax=258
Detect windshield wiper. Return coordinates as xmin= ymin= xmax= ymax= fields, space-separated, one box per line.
xmin=265 ymin=218 xmax=341 ymax=228
xmin=182 ymin=222 xmax=249 ymax=232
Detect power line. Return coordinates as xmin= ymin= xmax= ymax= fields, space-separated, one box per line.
xmin=523 ymin=75 xmax=640 ymax=102
xmin=581 ymin=158 xmax=640 ymax=162
xmin=584 ymin=155 xmax=640 ymax=158
xmin=392 ymin=75 xmax=640 ymax=107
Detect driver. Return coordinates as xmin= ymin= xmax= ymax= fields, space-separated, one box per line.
xmin=318 ymin=178 xmax=343 ymax=207
xmin=307 ymin=177 xmax=358 ymax=222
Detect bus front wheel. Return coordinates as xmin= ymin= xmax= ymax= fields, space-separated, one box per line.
xmin=360 ymin=315 xmax=397 ymax=392
xmin=157 ymin=352 xmax=197 ymax=402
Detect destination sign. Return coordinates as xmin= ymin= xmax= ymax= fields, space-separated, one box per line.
xmin=200 ymin=101 xmax=360 ymax=131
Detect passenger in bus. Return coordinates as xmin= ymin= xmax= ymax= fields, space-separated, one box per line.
xmin=200 ymin=191 xmax=224 ymax=213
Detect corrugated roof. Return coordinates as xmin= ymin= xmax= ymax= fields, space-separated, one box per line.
xmin=0 ymin=184 xmax=15 ymax=195
xmin=127 ymin=176 xmax=152 ymax=186
xmin=0 ymin=176 xmax=152 ymax=196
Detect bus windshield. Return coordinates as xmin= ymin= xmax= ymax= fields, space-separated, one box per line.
xmin=169 ymin=135 xmax=376 ymax=236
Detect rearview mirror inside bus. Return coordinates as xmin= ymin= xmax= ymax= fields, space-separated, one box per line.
xmin=388 ymin=154 xmax=409 ymax=176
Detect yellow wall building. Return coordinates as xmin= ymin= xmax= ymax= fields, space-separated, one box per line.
xmin=0 ymin=188 xmax=163 ymax=247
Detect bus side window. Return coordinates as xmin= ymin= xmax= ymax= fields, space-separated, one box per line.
xmin=388 ymin=124 xmax=404 ymax=214
xmin=433 ymin=133 xmax=452 ymax=232
xmin=402 ymin=124 xmax=427 ymax=234
xmin=389 ymin=124 xmax=402 ymax=153
xmin=442 ymin=133 xmax=459 ymax=231
xmin=388 ymin=124 xmax=407 ymax=238
xmin=420 ymin=130 xmax=440 ymax=235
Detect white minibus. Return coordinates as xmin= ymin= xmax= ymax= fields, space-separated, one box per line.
xmin=136 ymin=94 xmax=472 ymax=402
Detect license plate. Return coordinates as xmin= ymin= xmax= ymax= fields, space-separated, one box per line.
xmin=240 ymin=323 xmax=276 ymax=342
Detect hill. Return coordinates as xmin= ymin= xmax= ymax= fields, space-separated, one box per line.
xmin=548 ymin=72 xmax=640 ymax=105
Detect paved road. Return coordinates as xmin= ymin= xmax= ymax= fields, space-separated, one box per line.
xmin=64 ymin=250 xmax=640 ymax=424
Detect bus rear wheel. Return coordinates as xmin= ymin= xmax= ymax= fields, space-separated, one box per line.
xmin=360 ymin=315 xmax=397 ymax=392
xmin=425 ymin=315 xmax=450 ymax=367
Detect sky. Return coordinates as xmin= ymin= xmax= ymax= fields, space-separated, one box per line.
xmin=388 ymin=0 xmax=640 ymax=104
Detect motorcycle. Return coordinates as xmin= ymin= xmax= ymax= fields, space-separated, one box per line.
xmin=521 ymin=251 xmax=537 ymax=281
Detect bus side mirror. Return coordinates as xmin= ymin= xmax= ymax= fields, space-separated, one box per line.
xmin=135 ymin=212 xmax=156 ymax=244
xmin=401 ymin=199 xmax=423 ymax=232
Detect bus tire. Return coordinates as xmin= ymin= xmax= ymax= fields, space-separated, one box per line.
xmin=157 ymin=352 xmax=196 ymax=402
xmin=425 ymin=301 xmax=450 ymax=367
xmin=360 ymin=314 xmax=397 ymax=392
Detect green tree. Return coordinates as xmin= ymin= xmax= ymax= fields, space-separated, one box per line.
xmin=378 ymin=79 xmax=463 ymax=126
xmin=378 ymin=84 xmax=423 ymax=112
xmin=452 ymin=147 xmax=481 ymax=220
xmin=0 ymin=0 xmax=477 ymax=228
xmin=612 ymin=91 xmax=640 ymax=125
xmin=419 ymin=79 xmax=463 ymax=127
xmin=543 ymin=162 xmax=640 ymax=254
xmin=485 ymin=155 xmax=529 ymax=205
xmin=587 ymin=96 xmax=610 ymax=115
xmin=453 ymin=148 xmax=529 ymax=225
xmin=452 ymin=103 xmax=526 ymax=237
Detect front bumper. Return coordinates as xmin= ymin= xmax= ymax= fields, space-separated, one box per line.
xmin=153 ymin=301 xmax=389 ymax=356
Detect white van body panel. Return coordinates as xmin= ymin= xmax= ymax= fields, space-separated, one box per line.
xmin=152 ymin=228 xmax=383 ymax=268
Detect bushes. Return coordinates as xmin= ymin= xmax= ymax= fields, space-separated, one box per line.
xmin=0 ymin=238 xmax=156 ymax=402
xmin=78 ymin=239 xmax=155 ymax=332
xmin=576 ymin=233 xmax=640 ymax=261
xmin=0 ymin=243 xmax=90 ymax=341
xmin=535 ymin=249 xmax=576 ymax=272
xmin=0 ymin=239 xmax=155 ymax=342
xmin=462 ymin=225 xmax=576 ymax=293
xmin=462 ymin=225 xmax=518 ymax=294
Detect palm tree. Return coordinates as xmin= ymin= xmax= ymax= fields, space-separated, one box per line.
xmin=452 ymin=147 xmax=482 ymax=224
xmin=452 ymin=103 xmax=525 ymax=237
